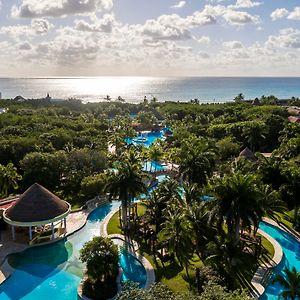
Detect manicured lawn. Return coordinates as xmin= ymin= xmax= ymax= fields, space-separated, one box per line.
xmin=107 ymin=203 xmax=147 ymax=235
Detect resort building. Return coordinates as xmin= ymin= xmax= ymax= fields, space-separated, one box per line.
xmin=2 ymin=183 xmax=71 ymax=244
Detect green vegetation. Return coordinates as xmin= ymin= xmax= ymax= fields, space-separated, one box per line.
xmin=80 ymin=236 xmax=119 ymax=300
xmin=1 ymin=97 xmax=300 ymax=298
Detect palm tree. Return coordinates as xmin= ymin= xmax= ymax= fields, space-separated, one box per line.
xmin=272 ymin=267 xmax=300 ymax=300
xmin=0 ymin=163 xmax=22 ymax=198
xmin=260 ymin=184 xmax=286 ymax=224
xmin=209 ymin=172 xmax=263 ymax=243
xmin=184 ymin=201 xmax=215 ymax=259
xmin=182 ymin=183 xmax=201 ymax=206
xmin=147 ymin=144 xmax=163 ymax=173
xmin=162 ymin=207 xmax=194 ymax=278
xmin=156 ymin=178 xmax=180 ymax=205
xmin=105 ymin=160 xmax=147 ymax=229
xmin=179 ymin=136 xmax=216 ymax=186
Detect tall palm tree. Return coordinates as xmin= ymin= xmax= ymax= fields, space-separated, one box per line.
xmin=273 ymin=267 xmax=300 ymax=300
xmin=181 ymin=183 xmax=201 ymax=206
xmin=209 ymin=172 xmax=263 ymax=243
xmin=162 ymin=207 xmax=194 ymax=278
xmin=147 ymin=144 xmax=163 ymax=173
xmin=0 ymin=163 xmax=22 ymax=198
xmin=156 ymin=178 xmax=180 ymax=205
xmin=179 ymin=136 xmax=216 ymax=186
xmin=184 ymin=201 xmax=215 ymax=259
xmin=106 ymin=160 xmax=146 ymax=229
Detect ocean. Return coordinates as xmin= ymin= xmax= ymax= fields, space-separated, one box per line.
xmin=0 ymin=77 xmax=300 ymax=104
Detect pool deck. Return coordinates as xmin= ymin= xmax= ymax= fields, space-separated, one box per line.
xmin=0 ymin=208 xmax=90 ymax=285
xmin=251 ymin=224 xmax=283 ymax=298
xmin=102 ymin=207 xmax=156 ymax=289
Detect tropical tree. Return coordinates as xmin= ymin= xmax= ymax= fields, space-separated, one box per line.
xmin=179 ymin=136 xmax=216 ymax=186
xmin=80 ymin=236 xmax=119 ymax=283
xmin=105 ymin=158 xmax=147 ymax=229
xmin=162 ymin=207 xmax=194 ymax=278
xmin=147 ymin=144 xmax=164 ymax=173
xmin=184 ymin=201 xmax=215 ymax=258
xmin=80 ymin=237 xmax=119 ymax=300
xmin=272 ymin=267 xmax=300 ymax=300
xmin=209 ymin=172 xmax=263 ymax=243
xmin=0 ymin=163 xmax=22 ymax=198
xmin=280 ymin=163 xmax=300 ymax=228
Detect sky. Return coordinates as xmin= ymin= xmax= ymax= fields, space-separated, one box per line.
xmin=0 ymin=0 xmax=300 ymax=77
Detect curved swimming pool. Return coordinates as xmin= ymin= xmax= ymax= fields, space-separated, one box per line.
xmin=259 ymin=221 xmax=300 ymax=299
xmin=0 ymin=201 xmax=147 ymax=299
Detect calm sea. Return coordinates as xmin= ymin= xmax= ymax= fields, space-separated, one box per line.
xmin=0 ymin=77 xmax=300 ymax=103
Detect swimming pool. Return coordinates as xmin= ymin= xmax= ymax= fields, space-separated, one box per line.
xmin=143 ymin=161 xmax=167 ymax=172
xmin=0 ymin=201 xmax=147 ymax=299
xmin=127 ymin=130 xmax=165 ymax=148
xmin=259 ymin=221 xmax=300 ymax=299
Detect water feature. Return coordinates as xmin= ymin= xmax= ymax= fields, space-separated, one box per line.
xmin=0 ymin=201 xmax=147 ymax=299
xmin=259 ymin=221 xmax=300 ymax=299
xmin=127 ymin=130 xmax=165 ymax=148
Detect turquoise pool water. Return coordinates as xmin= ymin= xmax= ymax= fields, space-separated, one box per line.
xmin=259 ymin=221 xmax=300 ymax=299
xmin=119 ymin=250 xmax=147 ymax=288
xmin=127 ymin=130 xmax=165 ymax=147
xmin=0 ymin=201 xmax=147 ymax=300
xmin=143 ymin=161 xmax=167 ymax=172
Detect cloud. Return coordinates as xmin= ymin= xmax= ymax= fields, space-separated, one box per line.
xmin=11 ymin=0 xmax=113 ymax=18
xmin=171 ymin=1 xmax=186 ymax=9
xmin=223 ymin=40 xmax=244 ymax=49
xmin=19 ymin=42 xmax=32 ymax=50
xmin=75 ymin=14 xmax=117 ymax=33
xmin=31 ymin=19 xmax=54 ymax=34
xmin=266 ymin=28 xmax=300 ymax=49
xmin=223 ymin=10 xmax=259 ymax=25
xmin=288 ymin=7 xmax=300 ymax=21
xmin=270 ymin=8 xmax=289 ymax=21
xmin=197 ymin=36 xmax=211 ymax=44
xmin=230 ymin=0 xmax=262 ymax=9
xmin=0 ymin=19 xmax=53 ymax=39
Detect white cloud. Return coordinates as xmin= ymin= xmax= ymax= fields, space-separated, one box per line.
xmin=11 ymin=0 xmax=113 ymax=18
xmin=230 ymin=0 xmax=262 ymax=9
xmin=31 ymin=19 xmax=54 ymax=34
xmin=75 ymin=14 xmax=117 ymax=33
xmin=288 ymin=7 xmax=300 ymax=21
xmin=0 ymin=19 xmax=53 ymax=39
xmin=223 ymin=10 xmax=259 ymax=25
xmin=223 ymin=40 xmax=244 ymax=49
xmin=171 ymin=1 xmax=186 ymax=9
xmin=197 ymin=36 xmax=211 ymax=44
xmin=270 ymin=8 xmax=289 ymax=21
xmin=266 ymin=28 xmax=300 ymax=49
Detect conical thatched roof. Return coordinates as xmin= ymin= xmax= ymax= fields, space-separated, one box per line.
xmin=238 ymin=147 xmax=256 ymax=161
xmin=5 ymin=183 xmax=70 ymax=223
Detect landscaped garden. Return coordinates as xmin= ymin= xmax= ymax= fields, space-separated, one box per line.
xmin=1 ymin=96 xmax=300 ymax=299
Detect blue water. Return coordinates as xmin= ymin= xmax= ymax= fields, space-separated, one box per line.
xmin=128 ymin=131 xmax=165 ymax=148
xmin=0 ymin=201 xmax=147 ymax=300
xmin=119 ymin=250 xmax=147 ymax=288
xmin=143 ymin=161 xmax=167 ymax=172
xmin=259 ymin=222 xmax=300 ymax=299
xmin=1 ymin=77 xmax=300 ymax=103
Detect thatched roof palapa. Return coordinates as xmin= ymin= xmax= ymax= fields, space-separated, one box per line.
xmin=4 ymin=183 xmax=70 ymax=225
xmin=238 ymin=147 xmax=256 ymax=162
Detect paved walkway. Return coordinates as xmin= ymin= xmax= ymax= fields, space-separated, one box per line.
xmin=251 ymin=226 xmax=283 ymax=298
